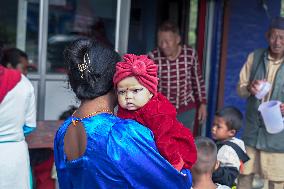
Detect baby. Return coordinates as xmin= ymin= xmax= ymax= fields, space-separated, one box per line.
xmin=113 ymin=54 xmax=197 ymax=171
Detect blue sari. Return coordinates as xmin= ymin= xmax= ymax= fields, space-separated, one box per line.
xmin=54 ymin=113 xmax=192 ymax=189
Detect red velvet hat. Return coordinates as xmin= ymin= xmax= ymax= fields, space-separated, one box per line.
xmin=113 ymin=54 xmax=158 ymax=95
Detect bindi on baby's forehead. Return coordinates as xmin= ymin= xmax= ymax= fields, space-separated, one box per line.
xmin=117 ymin=77 xmax=144 ymax=88
xmin=117 ymin=86 xmax=143 ymax=91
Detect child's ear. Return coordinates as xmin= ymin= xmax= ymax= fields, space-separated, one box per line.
xmin=229 ymin=129 xmax=236 ymax=137
xmin=214 ymin=160 xmax=220 ymax=171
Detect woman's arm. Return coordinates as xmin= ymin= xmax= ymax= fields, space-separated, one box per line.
xmin=24 ymin=76 xmax=36 ymax=129
xmin=107 ymin=119 xmax=192 ymax=189
xmin=23 ymin=76 xmax=37 ymax=136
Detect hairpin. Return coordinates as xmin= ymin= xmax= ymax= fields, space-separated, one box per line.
xmin=78 ymin=53 xmax=91 ymax=78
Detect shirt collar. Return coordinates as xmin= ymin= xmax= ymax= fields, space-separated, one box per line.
xmin=267 ymin=53 xmax=284 ymax=65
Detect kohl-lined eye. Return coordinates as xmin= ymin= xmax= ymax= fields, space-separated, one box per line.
xmin=117 ymin=90 xmax=126 ymax=95
xmin=132 ymin=88 xmax=143 ymax=93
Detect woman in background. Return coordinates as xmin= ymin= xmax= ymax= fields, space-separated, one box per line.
xmin=0 ymin=45 xmax=36 ymax=188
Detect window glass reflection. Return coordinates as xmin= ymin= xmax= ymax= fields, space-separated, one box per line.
xmin=47 ymin=0 xmax=117 ymax=73
xmin=26 ymin=1 xmax=39 ymax=73
xmin=0 ymin=1 xmax=17 ymax=48
xmin=0 ymin=0 xmax=38 ymax=73
xmin=281 ymin=0 xmax=284 ymax=17
xmin=188 ymin=0 xmax=198 ymax=49
xmin=1 ymin=0 xmax=117 ymax=74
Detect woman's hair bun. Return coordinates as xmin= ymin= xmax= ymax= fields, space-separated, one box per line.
xmin=64 ymin=38 xmax=121 ymax=100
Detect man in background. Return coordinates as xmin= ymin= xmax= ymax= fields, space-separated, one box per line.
xmin=237 ymin=16 xmax=284 ymax=189
xmin=149 ymin=21 xmax=207 ymax=133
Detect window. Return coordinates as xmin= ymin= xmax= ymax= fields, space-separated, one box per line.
xmin=188 ymin=0 xmax=198 ymax=48
xmin=46 ymin=0 xmax=117 ymax=73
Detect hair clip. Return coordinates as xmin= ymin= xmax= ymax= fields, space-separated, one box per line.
xmin=78 ymin=53 xmax=91 ymax=78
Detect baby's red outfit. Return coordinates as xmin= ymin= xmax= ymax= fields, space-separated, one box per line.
xmin=117 ymin=92 xmax=197 ymax=170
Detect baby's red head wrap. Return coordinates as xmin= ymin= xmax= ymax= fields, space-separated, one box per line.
xmin=113 ymin=54 xmax=158 ymax=95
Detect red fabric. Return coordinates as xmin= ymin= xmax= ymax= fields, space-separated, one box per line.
xmin=113 ymin=54 xmax=158 ymax=95
xmin=0 ymin=65 xmax=21 ymax=103
xmin=117 ymin=92 xmax=197 ymax=170
xmin=149 ymin=45 xmax=207 ymax=114
xmin=33 ymin=154 xmax=55 ymax=189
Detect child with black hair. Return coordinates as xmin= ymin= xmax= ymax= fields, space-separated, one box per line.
xmin=191 ymin=136 xmax=230 ymax=189
xmin=211 ymin=106 xmax=249 ymax=187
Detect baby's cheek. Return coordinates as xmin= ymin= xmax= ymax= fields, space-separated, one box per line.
xmin=117 ymin=97 xmax=124 ymax=106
